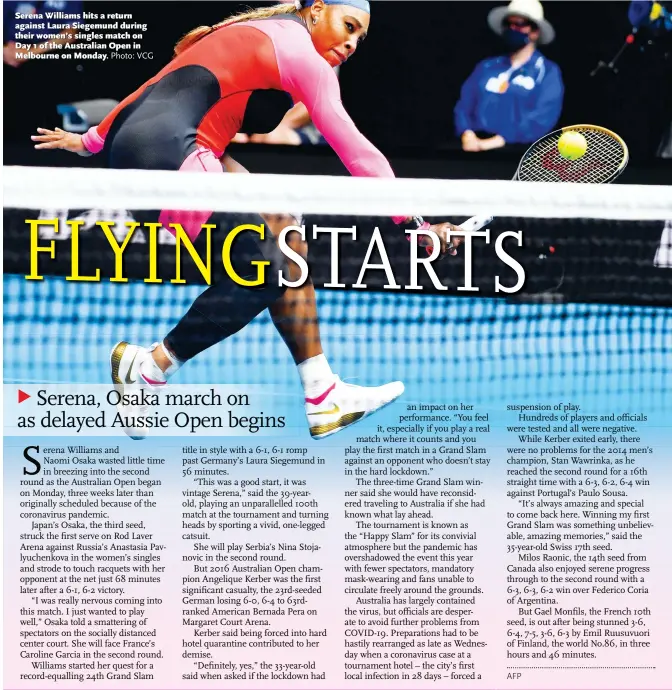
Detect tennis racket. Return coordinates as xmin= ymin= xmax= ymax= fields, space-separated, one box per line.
xmin=455 ymin=124 xmax=630 ymax=239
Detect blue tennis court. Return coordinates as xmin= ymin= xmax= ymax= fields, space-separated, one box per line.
xmin=4 ymin=275 xmax=670 ymax=411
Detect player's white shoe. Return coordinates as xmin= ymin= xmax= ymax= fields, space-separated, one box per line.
xmin=305 ymin=376 xmax=404 ymax=440
xmin=110 ymin=341 xmax=165 ymax=440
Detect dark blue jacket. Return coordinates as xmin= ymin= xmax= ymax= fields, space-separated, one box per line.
xmin=454 ymin=50 xmax=564 ymax=144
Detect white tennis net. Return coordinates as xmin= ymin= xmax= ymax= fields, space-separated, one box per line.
xmin=4 ymin=165 xmax=672 ymax=220
xmin=3 ymin=164 xmax=671 ymax=410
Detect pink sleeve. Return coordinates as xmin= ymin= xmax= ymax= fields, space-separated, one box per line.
xmin=266 ymin=23 xmax=406 ymax=223
xmin=283 ymin=58 xmax=392 ymax=178
xmin=82 ymin=126 xmax=105 ymax=154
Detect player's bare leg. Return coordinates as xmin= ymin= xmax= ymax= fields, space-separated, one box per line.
xmin=263 ymin=214 xmax=323 ymax=364
xmin=263 ymin=214 xmax=404 ymax=439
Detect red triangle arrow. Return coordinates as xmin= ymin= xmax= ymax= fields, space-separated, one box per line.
xmin=18 ymin=390 xmax=30 ymax=403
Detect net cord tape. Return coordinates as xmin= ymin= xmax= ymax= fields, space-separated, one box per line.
xmin=4 ymin=166 xmax=672 ymax=221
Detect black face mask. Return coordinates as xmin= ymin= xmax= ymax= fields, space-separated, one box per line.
xmin=502 ymin=27 xmax=531 ymax=50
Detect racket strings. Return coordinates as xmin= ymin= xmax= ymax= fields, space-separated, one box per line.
xmin=518 ymin=127 xmax=626 ymax=184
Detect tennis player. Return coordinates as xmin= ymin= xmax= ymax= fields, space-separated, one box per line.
xmin=32 ymin=0 xmax=463 ymax=440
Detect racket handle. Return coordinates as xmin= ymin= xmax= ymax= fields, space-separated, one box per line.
xmin=458 ymin=214 xmax=495 ymax=233
xmin=447 ymin=214 xmax=495 ymax=252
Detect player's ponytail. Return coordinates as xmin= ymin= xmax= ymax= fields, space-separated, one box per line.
xmin=173 ymin=26 xmax=214 ymax=55
xmin=174 ymin=2 xmax=301 ymax=56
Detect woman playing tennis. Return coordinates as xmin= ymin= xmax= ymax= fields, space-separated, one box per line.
xmin=32 ymin=0 xmax=463 ymax=439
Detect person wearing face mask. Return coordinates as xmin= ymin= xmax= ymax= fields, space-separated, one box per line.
xmin=32 ymin=0 xmax=465 ymax=441
xmin=454 ymin=0 xmax=564 ymax=152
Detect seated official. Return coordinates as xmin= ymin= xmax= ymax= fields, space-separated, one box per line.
xmin=454 ymin=0 xmax=564 ymax=152
xmin=233 ymin=67 xmax=341 ymax=146
xmin=233 ymin=101 xmax=323 ymax=145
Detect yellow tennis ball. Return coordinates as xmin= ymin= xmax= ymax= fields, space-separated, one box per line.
xmin=557 ymin=131 xmax=588 ymax=160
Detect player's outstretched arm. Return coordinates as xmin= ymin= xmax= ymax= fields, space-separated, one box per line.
xmin=31 ymin=127 xmax=86 ymax=154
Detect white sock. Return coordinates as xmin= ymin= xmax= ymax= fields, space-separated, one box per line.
xmin=158 ymin=343 xmax=184 ymax=378
xmin=140 ymin=342 xmax=183 ymax=384
xmin=298 ymin=354 xmax=335 ymax=399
